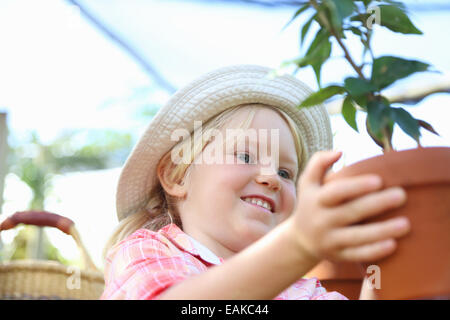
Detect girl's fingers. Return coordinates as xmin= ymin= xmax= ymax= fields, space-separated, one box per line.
xmin=318 ymin=175 xmax=383 ymax=207
xmin=328 ymin=216 xmax=410 ymax=249
xmin=300 ymin=151 xmax=342 ymax=187
xmin=337 ymin=238 xmax=397 ymax=262
xmin=328 ymin=186 xmax=407 ymax=227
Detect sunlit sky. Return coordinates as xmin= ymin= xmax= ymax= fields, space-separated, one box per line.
xmin=0 ymin=0 xmax=449 ymax=269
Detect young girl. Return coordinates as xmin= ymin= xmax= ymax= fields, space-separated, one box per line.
xmin=100 ymin=65 xmax=410 ymax=300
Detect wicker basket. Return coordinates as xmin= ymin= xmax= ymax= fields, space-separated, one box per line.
xmin=0 ymin=211 xmax=105 ymax=300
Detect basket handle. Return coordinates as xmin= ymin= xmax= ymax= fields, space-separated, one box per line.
xmin=0 ymin=211 xmax=99 ymax=271
xmin=0 ymin=211 xmax=74 ymax=234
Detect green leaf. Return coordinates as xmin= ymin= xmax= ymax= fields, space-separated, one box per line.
xmin=300 ymin=14 xmax=316 ymax=47
xmin=283 ymin=3 xmax=311 ymax=30
xmin=391 ymin=107 xmax=421 ymax=143
xmin=378 ymin=5 xmax=422 ymax=34
xmin=324 ymin=0 xmax=355 ymax=32
xmin=344 ymin=77 xmax=377 ymax=97
xmin=295 ymin=28 xmax=332 ymax=87
xmin=365 ymin=116 xmax=394 ymax=150
xmin=308 ymin=29 xmax=332 ymax=87
xmin=311 ymin=40 xmax=332 ymax=87
xmin=342 ymin=96 xmax=359 ymax=132
xmin=418 ymin=119 xmax=439 ymax=136
xmin=300 ymin=85 xmax=345 ymax=107
xmin=350 ymin=13 xmax=370 ymax=25
xmin=371 ymin=56 xmax=430 ymax=90
xmin=347 ymin=26 xmax=363 ymax=36
xmin=332 ymin=0 xmax=355 ymax=19
xmin=306 ymin=28 xmax=330 ymax=56
xmin=353 ymin=94 xmax=369 ymax=110
xmin=366 ymin=99 xmax=392 ymax=138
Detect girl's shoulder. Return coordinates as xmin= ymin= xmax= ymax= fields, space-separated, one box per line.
xmin=118 ymin=226 xmax=173 ymax=249
xmin=127 ymin=228 xmax=159 ymax=240
xmin=125 ymin=224 xmax=182 ymax=244
xmin=105 ymin=225 xmax=182 ymax=266
xmin=116 ymin=224 xmax=187 ymax=253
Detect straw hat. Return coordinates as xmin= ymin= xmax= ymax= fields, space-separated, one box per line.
xmin=116 ymin=65 xmax=333 ymax=221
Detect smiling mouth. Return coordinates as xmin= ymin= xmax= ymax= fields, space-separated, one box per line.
xmin=240 ymin=197 xmax=274 ymax=213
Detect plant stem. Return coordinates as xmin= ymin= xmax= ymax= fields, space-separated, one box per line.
xmin=336 ymin=35 xmax=366 ymax=79
xmin=381 ymin=129 xmax=393 ymax=153
xmin=309 ymin=0 xmax=366 ymax=79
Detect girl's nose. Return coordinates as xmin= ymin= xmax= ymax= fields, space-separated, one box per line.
xmin=255 ymin=172 xmax=281 ymax=192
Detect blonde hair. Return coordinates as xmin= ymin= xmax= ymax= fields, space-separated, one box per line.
xmin=103 ymin=104 xmax=304 ymax=259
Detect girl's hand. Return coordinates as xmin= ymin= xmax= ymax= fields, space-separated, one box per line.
xmin=289 ymin=150 xmax=410 ymax=263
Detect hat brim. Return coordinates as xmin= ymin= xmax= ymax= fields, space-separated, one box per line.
xmin=116 ymin=65 xmax=333 ymax=221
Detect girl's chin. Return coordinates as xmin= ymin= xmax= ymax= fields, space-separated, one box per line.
xmin=223 ymin=224 xmax=271 ymax=255
xmin=237 ymin=220 xmax=273 ymax=243
xmin=240 ymin=198 xmax=274 ymax=220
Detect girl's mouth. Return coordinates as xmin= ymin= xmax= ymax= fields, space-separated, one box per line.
xmin=240 ymin=196 xmax=274 ymax=213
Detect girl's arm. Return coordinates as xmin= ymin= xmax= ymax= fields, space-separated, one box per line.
xmin=157 ymin=220 xmax=317 ymax=300
xmin=359 ymin=276 xmax=378 ymax=300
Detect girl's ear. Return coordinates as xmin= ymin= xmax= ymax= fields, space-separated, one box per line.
xmin=156 ymin=155 xmax=187 ymax=199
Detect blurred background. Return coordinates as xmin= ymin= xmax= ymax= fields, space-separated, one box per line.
xmin=0 ymin=0 xmax=449 ymax=271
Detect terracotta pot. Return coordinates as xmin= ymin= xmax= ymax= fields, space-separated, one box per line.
xmin=325 ymin=147 xmax=450 ymax=300
xmin=305 ymin=260 xmax=364 ymax=300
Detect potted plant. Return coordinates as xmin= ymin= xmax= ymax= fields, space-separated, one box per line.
xmin=287 ymin=0 xmax=450 ymax=299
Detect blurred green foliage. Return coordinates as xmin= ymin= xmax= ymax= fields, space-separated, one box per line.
xmin=1 ymin=226 xmax=71 ymax=265
xmin=3 ymin=129 xmax=134 ymax=264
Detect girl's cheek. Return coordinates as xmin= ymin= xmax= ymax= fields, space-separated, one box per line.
xmin=212 ymin=163 xmax=250 ymax=185
xmin=223 ymin=161 xmax=254 ymax=174
xmin=283 ymin=184 xmax=297 ymax=216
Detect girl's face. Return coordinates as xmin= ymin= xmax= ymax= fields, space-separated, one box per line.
xmin=178 ymin=107 xmax=299 ymax=259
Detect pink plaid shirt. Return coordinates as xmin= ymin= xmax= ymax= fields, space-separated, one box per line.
xmin=100 ymin=224 xmax=348 ymax=300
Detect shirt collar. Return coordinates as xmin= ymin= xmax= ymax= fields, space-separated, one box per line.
xmin=159 ymin=224 xmax=223 ymax=266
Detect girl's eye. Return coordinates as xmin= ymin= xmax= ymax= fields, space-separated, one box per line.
xmin=278 ymin=169 xmax=291 ymax=180
xmin=236 ymin=152 xmax=253 ymax=164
